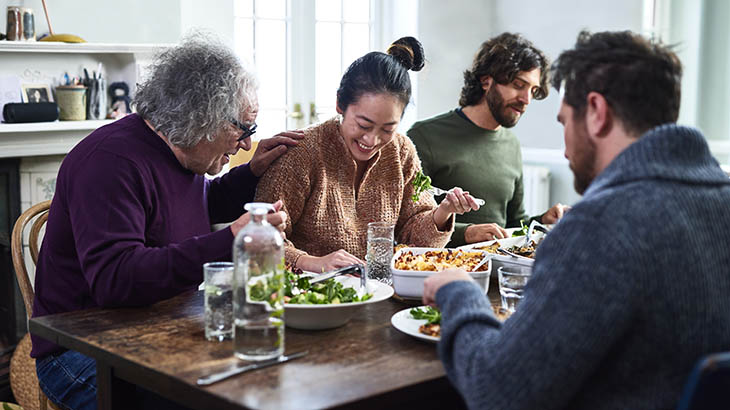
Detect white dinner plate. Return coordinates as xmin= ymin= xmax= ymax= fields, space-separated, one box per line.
xmin=390 ymin=306 xmax=439 ymax=343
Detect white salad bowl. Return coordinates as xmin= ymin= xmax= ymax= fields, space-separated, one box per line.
xmin=284 ymin=276 xmax=393 ymax=330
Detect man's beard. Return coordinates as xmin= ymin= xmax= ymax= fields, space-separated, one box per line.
xmin=570 ymin=123 xmax=598 ymax=195
xmin=486 ymin=86 xmax=525 ymax=128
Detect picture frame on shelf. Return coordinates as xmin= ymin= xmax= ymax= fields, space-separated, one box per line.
xmin=21 ymin=83 xmax=53 ymax=103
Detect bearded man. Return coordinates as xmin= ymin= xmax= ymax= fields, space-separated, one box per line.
xmin=423 ymin=30 xmax=730 ymax=410
xmin=408 ymin=33 xmax=567 ymax=246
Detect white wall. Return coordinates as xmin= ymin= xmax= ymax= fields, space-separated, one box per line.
xmin=180 ymin=0 xmax=235 ymax=47
xmin=417 ymin=0 xmax=645 ymax=206
xmin=695 ymin=0 xmax=730 ymax=143
xmin=417 ymin=0 xmax=644 ymax=149
xmin=416 ymin=0 xmax=494 ymax=119
xmin=495 ymin=0 xmax=644 ymax=150
xmin=1 ymin=0 xmax=237 ymax=45
xmin=1 ymin=0 xmax=182 ymax=43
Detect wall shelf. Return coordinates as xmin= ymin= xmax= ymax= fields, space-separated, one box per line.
xmin=1 ymin=42 xmax=165 ymax=159
xmin=0 ymin=41 xmax=170 ymax=54
xmin=0 ymin=120 xmax=114 ymax=133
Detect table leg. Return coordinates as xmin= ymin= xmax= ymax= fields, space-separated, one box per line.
xmin=96 ymin=362 xmax=136 ymax=410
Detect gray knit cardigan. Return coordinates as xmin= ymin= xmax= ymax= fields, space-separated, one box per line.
xmin=437 ymin=124 xmax=730 ymax=410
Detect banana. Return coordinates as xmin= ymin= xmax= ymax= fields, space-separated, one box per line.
xmin=39 ymin=34 xmax=86 ymax=43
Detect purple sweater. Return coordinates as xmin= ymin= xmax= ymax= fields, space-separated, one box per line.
xmin=31 ymin=114 xmax=258 ymax=358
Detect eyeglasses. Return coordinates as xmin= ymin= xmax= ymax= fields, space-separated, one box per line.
xmin=229 ymin=118 xmax=257 ymax=142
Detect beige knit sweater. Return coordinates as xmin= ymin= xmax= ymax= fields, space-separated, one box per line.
xmin=254 ymin=117 xmax=454 ymax=265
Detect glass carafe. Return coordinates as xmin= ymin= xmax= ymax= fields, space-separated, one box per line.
xmin=232 ymin=203 xmax=285 ymax=361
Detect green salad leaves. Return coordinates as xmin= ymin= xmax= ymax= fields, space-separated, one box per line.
xmin=411 ymin=170 xmax=433 ymax=202
xmin=283 ymin=267 xmax=372 ymax=304
xmin=246 ymin=262 xmax=286 ymax=319
xmin=512 ymin=220 xmax=529 ymax=237
xmin=410 ymin=306 xmax=441 ymax=325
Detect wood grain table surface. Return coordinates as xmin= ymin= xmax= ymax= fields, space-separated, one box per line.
xmin=29 ymin=290 xmax=469 ymax=410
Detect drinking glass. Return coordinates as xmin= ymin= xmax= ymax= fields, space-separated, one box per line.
xmin=497 ymin=265 xmax=532 ymax=313
xmin=366 ymin=222 xmax=394 ymax=285
xmin=204 ymin=262 xmax=234 ymax=341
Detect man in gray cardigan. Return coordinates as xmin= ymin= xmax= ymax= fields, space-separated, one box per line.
xmin=423 ymin=30 xmax=730 ymax=409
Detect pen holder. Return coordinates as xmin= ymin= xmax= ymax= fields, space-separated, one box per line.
xmin=56 ymin=85 xmax=87 ymax=121
xmin=86 ymin=77 xmax=107 ymax=120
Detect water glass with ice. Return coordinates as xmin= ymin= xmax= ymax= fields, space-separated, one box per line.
xmin=498 ymin=265 xmax=532 ymax=313
xmin=204 ymin=262 xmax=234 ymax=341
xmin=366 ymin=222 xmax=394 ymax=285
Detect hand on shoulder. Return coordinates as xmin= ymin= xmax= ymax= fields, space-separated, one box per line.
xmin=249 ymin=130 xmax=305 ymax=177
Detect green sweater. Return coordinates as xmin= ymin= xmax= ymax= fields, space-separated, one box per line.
xmin=407 ymin=109 xmax=529 ymax=246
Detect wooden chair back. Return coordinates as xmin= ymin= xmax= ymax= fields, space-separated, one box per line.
xmin=677 ymin=351 xmax=730 ymax=410
xmin=11 ymin=200 xmax=51 ymax=318
xmin=9 ymin=200 xmax=60 ymax=410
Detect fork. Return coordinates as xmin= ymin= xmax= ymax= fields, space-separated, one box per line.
xmin=523 ymin=220 xmax=550 ymax=247
xmin=427 ymin=186 xmax=486 ymax=206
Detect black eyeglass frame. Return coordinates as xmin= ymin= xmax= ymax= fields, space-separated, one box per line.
xmin=230 ymin=118 xmax=257 ymax=142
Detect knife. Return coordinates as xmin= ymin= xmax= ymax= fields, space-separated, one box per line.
xmin=197 ymin=351 xmax=308 ymax=386
xmin=309 ymin=264 xmax=364 ymax=285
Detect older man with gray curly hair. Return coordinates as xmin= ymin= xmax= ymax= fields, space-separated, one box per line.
xmin=30 ymin=33 xmax=302 ymax=410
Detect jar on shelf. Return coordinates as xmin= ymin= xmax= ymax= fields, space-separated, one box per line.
xmin=6 ymin=7 xmax=22 ymax=41
xmin=22 ymin=8 xmax=35 ymax=41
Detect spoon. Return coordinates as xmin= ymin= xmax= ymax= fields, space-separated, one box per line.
xmin=497 ymin=247 xmax=530 ymax=259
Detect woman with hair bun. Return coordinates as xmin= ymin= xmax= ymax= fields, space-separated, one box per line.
xmin=255 ymin=37 xmax=480 ymax=273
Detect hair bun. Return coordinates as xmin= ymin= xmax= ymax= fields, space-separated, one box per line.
xmin=387 ymin=36 xmax=425 ymax=72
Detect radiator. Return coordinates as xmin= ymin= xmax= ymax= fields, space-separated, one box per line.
xmin=522 ymin=165 xmax=551 ymax=216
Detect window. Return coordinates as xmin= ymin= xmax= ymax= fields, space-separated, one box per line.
xmin=650 ymin=0 xmax=730 ymax=164
xmin=234 ymin=0 xmax=289 ymax=141
xmin=314 ymin=0 xmax=373 ymax=121
xmin=233 ymin=0 xmax=377 ymax=139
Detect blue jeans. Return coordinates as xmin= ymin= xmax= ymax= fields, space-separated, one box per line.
xmin=36 ymin=350 xmax=97 ymax=410
xmin=36 ymin=350 xmax=191 ymax=410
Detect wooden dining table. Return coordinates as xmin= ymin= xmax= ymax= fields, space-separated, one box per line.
xmin=29 ymin=289 xmax=473 ymax=410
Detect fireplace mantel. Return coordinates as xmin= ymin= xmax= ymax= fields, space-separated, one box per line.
xmin=0 ymin=41 xmax=168 ymax=159
xmin=0 ymin=120 xmax=113 ymax=158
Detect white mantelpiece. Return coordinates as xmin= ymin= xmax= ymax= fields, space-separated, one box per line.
xmin=0 ymin=41 xmax=168 ymax=158
xmin=0 ymin=42 xmax=164 ymax=54
xmin=0 ymin=120 xmax=113 ymax=158
xmin=18 ymin=154 xmax=65 ymax=285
